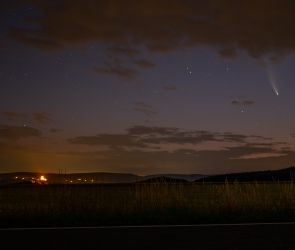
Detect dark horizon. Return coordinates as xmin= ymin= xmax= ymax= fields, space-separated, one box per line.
xmin=1 ymin=165 xmax=294 ymax=177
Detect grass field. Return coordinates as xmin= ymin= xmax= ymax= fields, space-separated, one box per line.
xmin=1 ymin=182 xmax=295 ymax=227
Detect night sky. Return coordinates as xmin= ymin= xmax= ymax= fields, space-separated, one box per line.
xmin=1 ymin=0 xmax=295 ymax=175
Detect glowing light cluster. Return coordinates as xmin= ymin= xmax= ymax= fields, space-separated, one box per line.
xmin=39 ymin=175 xmax=47 ymax=182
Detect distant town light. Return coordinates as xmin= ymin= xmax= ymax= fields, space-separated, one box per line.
xmin=40 ymin=175 xmax=47 ymax=182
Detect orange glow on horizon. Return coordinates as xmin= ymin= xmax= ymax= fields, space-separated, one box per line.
xmin=40 ymin=175 xmax=47 ymax=182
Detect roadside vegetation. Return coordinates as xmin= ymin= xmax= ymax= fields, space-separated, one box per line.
xmin=1 ymin=182 xmax=295 ymax=227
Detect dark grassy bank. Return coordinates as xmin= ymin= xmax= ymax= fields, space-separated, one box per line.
xmin=198 ymin=167 xmax=295 ymax=182
xmin=1 ymin=183 xmax=295 ymax=227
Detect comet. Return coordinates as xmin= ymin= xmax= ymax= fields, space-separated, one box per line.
xmin=266 ymin=64 xmax=279 ymax=96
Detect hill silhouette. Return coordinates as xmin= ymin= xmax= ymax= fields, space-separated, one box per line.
xmin=0 ymin=172 xmax=202 ymax=185
xmin=144 ymin=174 xmax=204 ymax=182
xmin=197 ymin=167 xmax=295 ymax=183
xmin=0 ymin=172 xmax=140 ymax=185
xmin=139 ymin=176 xmax=188 ymax=183
xmin=2 ymin=167 xmax=295 ymax=185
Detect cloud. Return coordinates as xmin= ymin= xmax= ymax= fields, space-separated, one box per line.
xmin=11 ymin=30 xmax=62 ymax=51
xmin=49 ymin=128 xmax=62 ymax=133
xmin=231 ymin=100 xmax=240 ymax=105
xmin=127 ymin=126 xmax=273 ymax=145
xmin=133 ymin=59 xmax=155 ymax=69
xmin=95 ymin=56 xmax=154 ymax=79
xmin=247 ymin=142 xmax=287 ymax=148
xmin=0 ymin=124 xmax=42 ymax=140
xmin=141 ymin=131 xmax=219 ymax=145
xmin=1 ymin=112 xmax=26 ymax=121
xmin=230 ymin=97 xmax=255 ymax=112
xmin=127 ymin=126 xmax=179 ymax=135
xmin=231 ymin=100 xmax=255 ymax=106
xmin=162 ymin=85 xmax=177 ymax=91
xmin=222 ymin=133 xmax=248 ymax=143
xmin=134 ymin=102 xmax=157 ymax=117
xmin=223 ymin=143 xmax=290 ymax=160
xmin=68 ymin=125 xmax=283 ymax=154
xmin=1 ymin=111 xmax=52 ymax=124
xmin=32 ymin=112 xmax=51 ymax=123
xmin=107 ymin=47 xmax=140 ymax=58
xmin=68 ymin=134 xmax=147 ymax=148
xmin=231 ymin=152 xmax=288 ymax=160
xmin=230 ymin=97 xmax=255 ymax=106
xmin=94 ymin=58 xmax=137 ymax=79
xmin=10 ymin=0 xmax=295 ymax=60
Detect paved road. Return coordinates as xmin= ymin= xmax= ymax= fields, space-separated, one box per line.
xmin=1 ymin=223 xmax=295 ymax=250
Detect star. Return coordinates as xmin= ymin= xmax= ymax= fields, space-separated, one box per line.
xmin=186 ymin=65 xmax=192 ymax=76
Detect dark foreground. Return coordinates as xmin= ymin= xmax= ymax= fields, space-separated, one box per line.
xmin=1 ymin=223 xmax=295 ymax=250
xmin=3 ymin=183 xmax=295 ymax=227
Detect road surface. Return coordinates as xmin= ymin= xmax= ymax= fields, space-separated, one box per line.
xmin=1 ymin=223 xmax=295 ymax=249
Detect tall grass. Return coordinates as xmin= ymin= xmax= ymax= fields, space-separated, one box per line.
xmin=1 ymin=182 xmax=295 ymax=227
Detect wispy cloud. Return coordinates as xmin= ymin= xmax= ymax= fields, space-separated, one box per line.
xmin=68 ymin=134 xmax=147 ymax=148
xmin=134 ymin=102 xmax=157 ymax=117
xmin=1 ymin=111 xmax=52 ymax=124
xmin=107 ymin=47 xmax=140 ymax=58
xmin=49 ymin=128 xmax=62 ymax=133
xmin=231 ymin=152 xmax=288 ymax=160
xmin=1 ymin=112 xmax=26 ymax=121
xmin=94 ymin=56 xmax=138 ymax=79
xmin=133 ymin=59 xmax=155 ymax=69
xmin=68 ymin=125 xmax=286 ymax=158
xmin=0 ymin=124 xmax=42 ymax=140
xmin=162 ymin=85 xmax=177 ymax=91
xmin=231 ymin=99 xmax=255 ymax=106
xmin=32 ymin=112 xmax=51 ymax=123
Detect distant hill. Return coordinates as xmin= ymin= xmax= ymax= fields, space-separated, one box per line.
xmin=144 ymin=174 xmax=204 ymax=182
xmin=0 ymin=172 xmax=141 ymax=185
xmin=5 ymin=167 xmax=295 ymax=185
xmin=138 ymin=176 xmax=188 ymax=183
xmin=197 ymin=167 xmax=295 ymax=183
xmin=0 ymin=172 xmax=204 ymax=185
